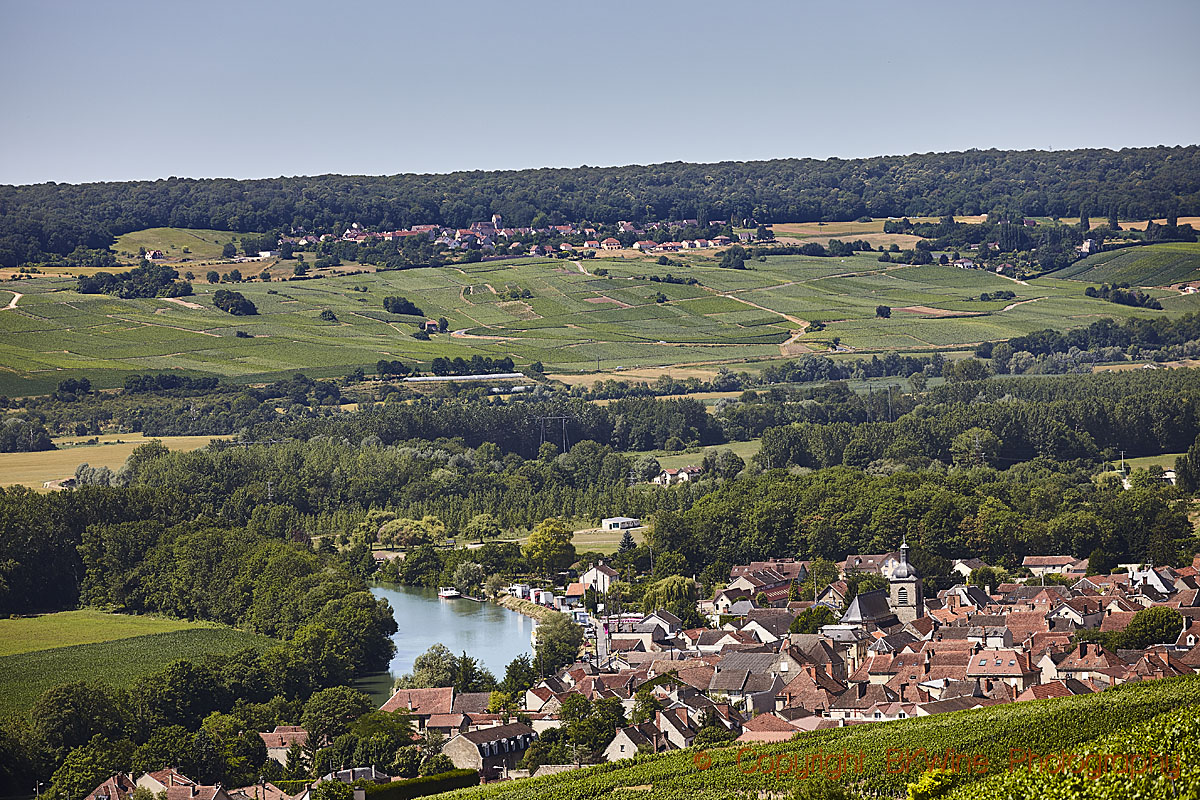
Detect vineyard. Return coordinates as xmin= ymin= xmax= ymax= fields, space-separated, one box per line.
xmin=429 ymin=675 xmax=1200 ymax=799
xmin=0 ymin=626 xmax=276 ymax=716
xmin=948 ymin=704 xmax=1200 ymax=800
xmin=1050 ymin=242 xmax=1200 ymax=286
xmin=5 ymin=246 xmax=1200 ymax=394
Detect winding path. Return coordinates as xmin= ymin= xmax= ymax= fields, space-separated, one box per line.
xmin=1 ymin=290 xmax=22 ymax=310
xmin=1001 ymin=297 xmax=1045 ymax=312
xmin=722 ymin=291 xmax=812 ymax=355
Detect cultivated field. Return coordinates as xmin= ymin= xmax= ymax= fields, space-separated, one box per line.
xmin=1049 ymin=242 xmax=1200 ymax=286
xmin=4 ymin=230 xmax=1200 ymax=394
xmin=0 ymin=623 xmax=275 ymax=715
xmin=0 ymin=609 xmax=215 ymax=657
xmin=0 ymin=433 xmax=227 ymax=489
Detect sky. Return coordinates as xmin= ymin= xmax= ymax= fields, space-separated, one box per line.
xmin=1 ymin=0 xmax=1198 ymax=186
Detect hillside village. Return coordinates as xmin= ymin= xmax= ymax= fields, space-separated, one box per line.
xmin=324 ymin=215 xmax=749 ymax=257
xmin=76 ymin=542 xmax=1200 ymax=796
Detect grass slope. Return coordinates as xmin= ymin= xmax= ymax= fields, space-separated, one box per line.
xmin=432 ymin=675 xmax=1200 ymax=800
xmin=112 ymin=227 xmax=243 ymax=264
xmin=0 ymin=626 xmax=276 ymax=716
xmin=0 ymin=610 xmax=215 ymax=656
xmin=1051 ymin=242 xmax=1200 ymax=286
xmin=4 ymin=234 xmax=1200 ymax=394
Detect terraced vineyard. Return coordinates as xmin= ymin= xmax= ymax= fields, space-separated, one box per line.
xmin=3 ymin=242 xmax=1199 ymax=394
xmin=433 ymin=675 xmax=1200 ymax=800
xmin=1051 ymin=242 xmax=1200 ymax=286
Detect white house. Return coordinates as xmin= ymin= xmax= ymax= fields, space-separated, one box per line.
xmin=582 ymin=563 xmax=619 ymax=595
xmin=601 ymin=516 xmax=642 ymax=531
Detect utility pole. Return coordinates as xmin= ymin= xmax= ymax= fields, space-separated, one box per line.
xmin=1120 ymin=450 xmax=1126 ymax=473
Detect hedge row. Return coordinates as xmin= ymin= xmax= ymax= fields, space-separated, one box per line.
xmin=364 ymin=770 xmax=480 ymax=800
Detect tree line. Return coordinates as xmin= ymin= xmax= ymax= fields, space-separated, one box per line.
xmin=752 ymin=367 xmax=1200 ymax=473
xmin=647 ymin=463 xmax=1196 ymax=590
xmin=3 ymin=146 xmax=1198 ymax=266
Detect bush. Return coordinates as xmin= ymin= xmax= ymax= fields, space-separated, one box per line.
xmin=213 ymin=289 xmax=257 ymax=316
xmin=384 ymin=296 xmax=424 ymax=316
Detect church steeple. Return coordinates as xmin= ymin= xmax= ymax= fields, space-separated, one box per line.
xmin=890 ymin=534 xmax=923 ymax=623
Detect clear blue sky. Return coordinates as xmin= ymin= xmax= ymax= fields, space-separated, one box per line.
xmin=2 ymin=0 xmax=1197 ymax=185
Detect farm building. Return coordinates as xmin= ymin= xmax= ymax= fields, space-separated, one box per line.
xmin=601 ymin=516 xmax=642 ymax=531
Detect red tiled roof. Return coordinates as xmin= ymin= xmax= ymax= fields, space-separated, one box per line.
xmin=1023 ymin=556 xmax=1077 ymax=567
xmin=258 ymin=726 xmax=307 ymax=749
xmin=381 ymin=687 xmax=454 ymax=715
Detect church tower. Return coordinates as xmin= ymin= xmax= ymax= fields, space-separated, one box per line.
xmin=890 ymin=535 xmax=923 ymax=623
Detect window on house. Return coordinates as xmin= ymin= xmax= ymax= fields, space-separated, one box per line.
xmin=978 ymin=659 xmax=986 ymax=666
xmin=898 ymin=587 xmax=908 ymax=604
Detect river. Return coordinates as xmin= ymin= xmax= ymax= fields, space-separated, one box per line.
xmin=355 ymin=583 xmax=537 ymax=707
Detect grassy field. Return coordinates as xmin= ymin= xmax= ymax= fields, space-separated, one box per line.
xmin=0 ymin=609 xmax=216 ymax=657
xmin=568 ymin=526 xmax=647 ymax=555
xmin=4 ymin=228 xmax=1200 ymax=394
xmin=0 ymin=625 xmax=276 ymax=716
xmin=111 ymin=227 xmax=243 ymax=264
xmin=1049 ymin=242 xmax=1200 ymax=286
xmin=0 ymin=433 xmax=227 ymax=489
xmin=652 ymin=438 xmax=761 ymax=470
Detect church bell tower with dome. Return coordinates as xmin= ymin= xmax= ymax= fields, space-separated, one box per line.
xmin=890 ymin=535 xmax=923 ymax=623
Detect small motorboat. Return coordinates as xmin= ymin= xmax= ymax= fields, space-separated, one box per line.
xmin=438 ymin=586 xmax=462 ymax=599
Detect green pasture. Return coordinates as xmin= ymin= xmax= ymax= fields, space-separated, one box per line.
xmin=1049 ymin=242 xmax=1200 ymax=286
xmin=5 ymin=236 xmax=1200 ymax=394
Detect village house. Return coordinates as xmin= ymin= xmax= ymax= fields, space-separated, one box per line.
xmin=380 ymin=686 xmax=455 ymax=731
xmin=85 ymin=775 xmax=139 ymax=800
xmin=965 ymin=648 xmax=1040 ymax=692
xmin=257 ymin=725 xmax=307 ymax=764
xmin=1022 ymin=555 xmax=1084 ymax=576
xmin=441 ymin=722 xmax=537 ymax=779
xmin=581 ymin=562 xmax=619 ymax=594
xmin=601 ymin=237 xmax=622 ymax=250
xmin=136 ymin=769 xmax=196 ymax=794
xmin=604 ymin=722 xmax=669 ymax=760
xmin=653 ymin=466 xmax=702 ymax=486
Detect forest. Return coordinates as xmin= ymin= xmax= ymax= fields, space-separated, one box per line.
xmin=2 ymin=146 xmax=1199 ymax=266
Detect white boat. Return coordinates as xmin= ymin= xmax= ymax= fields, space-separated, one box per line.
xmin=438 ymin=586 xmax=462 ymax=599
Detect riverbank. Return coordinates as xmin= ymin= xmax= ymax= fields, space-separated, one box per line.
xmin=495 ymin=593 xmax=556 ymax=622
xmin=364 ymin=583 xmax=535 ymax=707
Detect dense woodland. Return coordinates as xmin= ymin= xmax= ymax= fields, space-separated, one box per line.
xmin=3 ymin=146 xmax=1199 ymax=266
